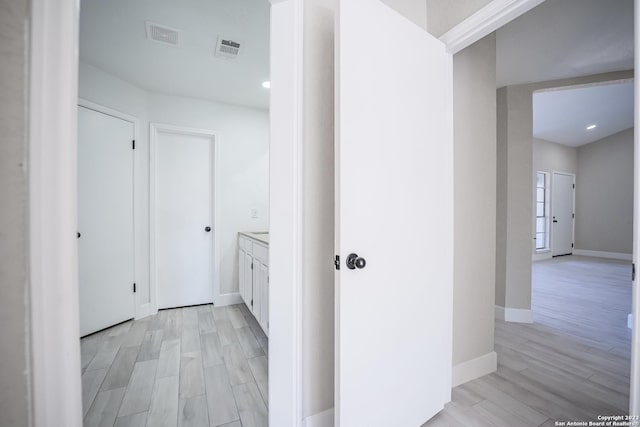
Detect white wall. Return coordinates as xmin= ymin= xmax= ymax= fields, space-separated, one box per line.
xmin=576 ymin=128 xmax=634 ymax=254
xmin=79 ymin=61 xmax=269 ymax=310
xmin=0 ymin=0 xmax=31 ymax=424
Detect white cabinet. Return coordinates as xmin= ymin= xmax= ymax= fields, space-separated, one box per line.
xmin=238 ymin=234 xmax=269 ymax=336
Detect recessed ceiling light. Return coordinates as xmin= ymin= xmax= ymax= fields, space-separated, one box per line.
xmin=586 ymin=124 xmax=597 ymax=130
xmin=262 ymin=81 xmax=271 ymax=89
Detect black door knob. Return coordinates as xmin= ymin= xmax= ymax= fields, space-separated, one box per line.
xmin=205 ymin=226 xmax=212 ymax=232
xmin=346 ymin=253 xmax=366 ymax=270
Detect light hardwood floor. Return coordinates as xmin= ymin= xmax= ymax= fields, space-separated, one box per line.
xmin=424 ymin=255 xmax=632 ymax=426
xmin=81 ymin=304 xmax=268 ymax=427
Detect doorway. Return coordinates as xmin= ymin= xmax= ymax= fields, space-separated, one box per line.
xmin=551 ymin=172 xmax=575 ymax=257
xmin=151 ymin=125 xmax=217 ymax=310
xmin=78 ymin=102 xmax=136 ymax=336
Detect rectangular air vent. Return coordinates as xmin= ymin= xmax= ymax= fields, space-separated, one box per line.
xmin=215 ymin=37 xmax=241 ymax=59
xmin=145 ymin=21 xmax=180 ymax=47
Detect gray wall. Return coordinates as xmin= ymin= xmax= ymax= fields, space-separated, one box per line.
xmin=427 ymin=0 xmax=493 ymax=37
xmin=533 ymin=138 xmax=578 ymax=177
xmin=0 ymin=0 xmax=31 ymax=425
xmin=452 ymin=34 xmax=497 ymax=366
xmin=495 ymin=71 xmax=633 ymax=311
xmin=381 ymin=0 xmax=427 ymax=30
xmin=576 ymin=128 xmax=634 ymax=254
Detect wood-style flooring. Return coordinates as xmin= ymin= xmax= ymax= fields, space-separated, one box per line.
xmin=424 ymin=255 xmax=632 ymax=426
xmin=81 ymin=304 xmax=268 ymax=427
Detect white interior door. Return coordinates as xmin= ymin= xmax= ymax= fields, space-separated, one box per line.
xmin=155 ymin=129 xmax=214 ymax=309
xmin=78 ymin=106 xmax=135 ymax=336
xmin=552 ymin=172 xmax=575 ymax=256
xmin=335 ymin=0 xmax=453 ymax=425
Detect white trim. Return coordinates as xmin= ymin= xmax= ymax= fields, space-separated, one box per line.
xmin=269 ymin=1 xmax=304 ymax=426
xmin=215 ymin=292 xmax=243 ymax=306
xmin=149 ymin=123 xmax=219 ymax=312
xmin=452 ymin=351 xmax=497 ymax=387
xmin=442 ymin=50 xmax=454 ymax=405
xmin=302 ymin=408 xmax=335 ymax=427
xmin=439 ymin=0 xmax=545 ymax=54
xmin=77 ymin=99 xmax=145 ymax=321
xmin=495 ymin=305 xmax=534 ymax=323
xmin=550 ymin=171 xmax=576 ymax=257
xmin=29 ymin=0 xmax=84 ymax=424
xmin=631 ymin=0 xmax=640 ymax=415
xmin=573 ymin=249 xmax=633 ymax=261
xmin=532 ymin=251 xmax=552 ymax=262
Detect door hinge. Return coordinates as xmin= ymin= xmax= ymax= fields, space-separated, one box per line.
xmin=572 ymin=213 xmax=575 ymax=219
xmin=133 ymin=283 xmax=136 ymax=293
xmin=571 ymin=243 xmax=574 ymax=248
xmin=132 ymin=139 xmax=135 ymax=149
xmin=334 ymin=255 xmax=340 ymax=270
xmin=251 ymin=299 xmax=253 ymax=307
xmin=633 ymin=263 xmax=636 ymax=281
xmin=573 ymin=183 xmax=575 ymax=189
xmin=251 ymin=262 xmax=253 ymax=270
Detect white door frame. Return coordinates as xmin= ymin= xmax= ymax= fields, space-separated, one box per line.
xmin=78 ymin=99 xmax=142 ymax=324
xmin=550 ymin=171 xmax=576 ymax=256
xmin=29 ymin=0 xmax=640 ymax=425
xmin=149 ymin=123 xmax=220 ymax=313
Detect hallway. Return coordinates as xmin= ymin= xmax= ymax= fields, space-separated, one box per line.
xmin=424 ymin=256 xmax=632 ymax=426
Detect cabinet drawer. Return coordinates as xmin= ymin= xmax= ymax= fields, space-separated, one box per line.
xmin=239 ymin=236 xmax=252 ymax=254
xmin=252 ymin=242 xmax=268 ymax=264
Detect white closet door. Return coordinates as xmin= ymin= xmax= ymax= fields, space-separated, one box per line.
xmin=335 ymin=0 xmax=452 ymax=425
xmin=78 ymin=105 xmax=135 ymax=336
xmin=155 ymin=130 xmax=214 ymax=309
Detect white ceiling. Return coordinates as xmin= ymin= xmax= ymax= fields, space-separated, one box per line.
xmin=80 ymin=0 xmax=270 ymax=109
xmin=496 ymin=0 xmax=634 ymax=88
xmin=533 ymin=81 xmax=634 ymax=147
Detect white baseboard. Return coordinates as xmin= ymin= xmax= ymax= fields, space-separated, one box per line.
xmin=452 ymin=351 xmax=497 ymax=387
xmin=532 ymin=251 xmax=552 ymax=262
xmin=135 ymin=302 xmax=152 ymax=320
xmin=215 ymin=292 xmax=243 ymax=306
xmin=629 ymin=313 xmax=633 ymax=329
xmin=495 ymin=305 xmax=533 ymax=323
xmin=573 ymin=249 xmax=632 ymax=261
xmin=303 ymin=408 xmax=334 ymax=427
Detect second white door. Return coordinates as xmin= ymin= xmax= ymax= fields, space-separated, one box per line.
xmin=155 ymin=127 xmax=215 ymax=309
xmin=552 ymin=172 xmax=575 ymax=256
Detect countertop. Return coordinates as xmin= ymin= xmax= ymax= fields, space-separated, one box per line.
xmin=239 ymin=231 xmax=269 ymax=245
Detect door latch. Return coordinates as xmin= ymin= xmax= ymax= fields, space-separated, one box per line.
xmin=334 ymin=255 xmax=340 ymax=270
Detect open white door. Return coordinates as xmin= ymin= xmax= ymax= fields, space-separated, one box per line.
xmin=335 ymin=0 xmax=453 ymax=425
xmin=78 ymin=105 xmax=135 ymax=336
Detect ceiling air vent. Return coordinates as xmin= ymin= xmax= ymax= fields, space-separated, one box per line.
xmin=145 ymin=21 xmax=180 ymax=47
xmin=215 ymin=37 xmax=241 ymax=59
